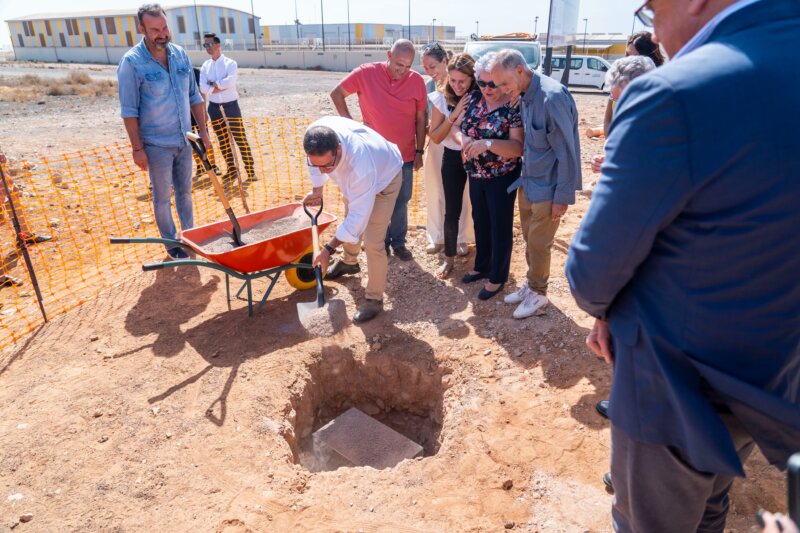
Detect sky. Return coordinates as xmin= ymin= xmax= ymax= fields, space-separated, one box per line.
xmin=0 ymin=0 xmax=646 ymax=48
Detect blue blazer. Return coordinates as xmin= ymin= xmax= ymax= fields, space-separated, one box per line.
xmin=566 ymin=0 xmax=800 ymax=477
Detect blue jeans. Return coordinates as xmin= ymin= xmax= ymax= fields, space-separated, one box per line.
xmin=144 ymin=144 xmax=194 ymax=246
xmin=385 ymin=161 xmax=414 ymax=249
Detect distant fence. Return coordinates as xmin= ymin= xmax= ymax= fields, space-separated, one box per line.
xmin=0 ymin=117 xmax=427 ymax=350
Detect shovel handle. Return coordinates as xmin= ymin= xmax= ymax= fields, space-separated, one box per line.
xmin=303 ymin=197 xmax=324 ymax=262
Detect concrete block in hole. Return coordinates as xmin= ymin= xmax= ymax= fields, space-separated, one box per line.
xmin=312 ymin=407 xmax=423 ymax=470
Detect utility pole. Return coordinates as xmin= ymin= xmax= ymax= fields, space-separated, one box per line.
xmin=475 ymin=20 xmax=479 ymax=37
xmin=347 ymin=0 xmax=351 ymax=50
xmin=320 ymin=0 xmax=325 ymax=51
xmin=431 ymin=18 xmax=436 ymax=41
xmin=534 ymin=16 xmax=538 ymax=36
xmin=193 ymin=0 xmax=201 ymax=47
xmin=582 ymin=18 xmax=588 ymax=53
xmin=250 ymin=0 xmax=257 ymax=50
xmin=408 ymin=0 xmax=411 ymax=40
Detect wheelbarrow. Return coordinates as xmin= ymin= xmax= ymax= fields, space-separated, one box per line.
xmin=111 ymin=202 xmax=337 ymax=316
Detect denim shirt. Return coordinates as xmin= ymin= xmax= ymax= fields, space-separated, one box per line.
xmin=118 ymin=38 xmax=202 ymax=148
xmin=508 ymin=73 xmax=582 ymax=205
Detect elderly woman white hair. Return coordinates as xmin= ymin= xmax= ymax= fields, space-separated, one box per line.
xmin=606 ymin=55 xmax=656 ymax=105
xmin=592 ymin=55 xmax=656 ymax=173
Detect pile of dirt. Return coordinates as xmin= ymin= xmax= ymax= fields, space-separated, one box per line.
xmin=199 ymin=212 xmax=310 ymax=254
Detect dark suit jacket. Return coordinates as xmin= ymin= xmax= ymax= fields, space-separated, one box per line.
xmin=566 ymin=0 xmax=800 ymax=477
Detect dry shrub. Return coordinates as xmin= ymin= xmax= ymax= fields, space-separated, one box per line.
xmin=67 ymin=71 xmax=92 ymax=84
xmin=0 ymin=70 xmax=117 ymax=102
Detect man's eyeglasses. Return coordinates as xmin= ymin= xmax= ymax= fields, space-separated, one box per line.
xmin=202 ymin=42 xmax=215 ymax=49
xmin=476 ymin=79 xmax=498 ymax=89
xmin=306 ymin=150 xmax=339 ymax=170
xmin=635 ymin=0 xmax=655 ymax=27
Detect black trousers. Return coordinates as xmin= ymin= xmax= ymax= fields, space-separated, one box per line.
xmin=208 ymin=100 xmax=254 ymax=178
xmin=469 ymin=168 xmax=519 ymax=284
xmin=441 ymin=147 xmax=468 ymax=258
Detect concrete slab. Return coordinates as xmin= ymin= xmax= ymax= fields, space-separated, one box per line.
xmin=312 ymin=407 xmax=423 ymax=470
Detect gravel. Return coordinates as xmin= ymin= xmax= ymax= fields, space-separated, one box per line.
xmin=199 ymin=212 xmax=310 ymax=254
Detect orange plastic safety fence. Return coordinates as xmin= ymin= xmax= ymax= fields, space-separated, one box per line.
xmin=0 ymin=117 xmax=428 ymax=350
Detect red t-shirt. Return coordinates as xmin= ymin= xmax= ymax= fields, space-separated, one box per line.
xmin=340 ymin=62 xmax=427 ymax=163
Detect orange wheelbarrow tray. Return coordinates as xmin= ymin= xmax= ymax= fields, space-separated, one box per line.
xmin=110 ymin=203 xmax=337 ymax=316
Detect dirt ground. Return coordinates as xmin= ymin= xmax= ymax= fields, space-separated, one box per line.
xmin=0 ymin=63 xmax=787 ymax=532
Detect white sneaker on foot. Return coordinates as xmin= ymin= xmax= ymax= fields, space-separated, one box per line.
xmin=504 ymin=280 xmax=530 ymax=304
xmin=513 ymin=292 xmax=548 ymax=319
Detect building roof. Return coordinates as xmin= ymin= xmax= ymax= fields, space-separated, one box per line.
xmin=6 ymin=5 xmax=258 ymax=22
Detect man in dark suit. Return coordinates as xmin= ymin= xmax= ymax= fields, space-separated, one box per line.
xmin=566 ymin=1 xmax=800 ymax=531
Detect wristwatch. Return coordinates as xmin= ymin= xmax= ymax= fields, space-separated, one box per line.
xmin=486 ymin=140 xmax=494 ymax=150
xmin=323 ymin=243 xmax=336 ymax=255
xmin=416 ymin=149 xmax=424 ymax=155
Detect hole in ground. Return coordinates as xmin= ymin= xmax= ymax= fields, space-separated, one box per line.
xmin=285 ymin=346 xmax=444 ymax=472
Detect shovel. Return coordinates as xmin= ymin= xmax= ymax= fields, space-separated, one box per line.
xmin=185 ymin=131 xmax=244 ymax=247
xmin=296 ymin=199 xmax=328 ymax=325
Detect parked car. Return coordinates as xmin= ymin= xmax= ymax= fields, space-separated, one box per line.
xmin=463 ymin=39 xmax=541 ymax=71
xmin=542 ymin=55 xmax=612 ymax=90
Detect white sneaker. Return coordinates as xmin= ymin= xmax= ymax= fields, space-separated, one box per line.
xmin=513 ymin=292 xmax=548 ymax=319
xmin=504 ymin=280 xmax=530 ymax=304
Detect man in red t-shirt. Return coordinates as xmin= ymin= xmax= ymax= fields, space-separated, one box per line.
xmin=330 ymin=39 xmax=427 ymax=261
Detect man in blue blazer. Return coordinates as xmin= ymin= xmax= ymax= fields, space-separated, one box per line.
xmin=566 ymin=0 xmax=800 ymax=531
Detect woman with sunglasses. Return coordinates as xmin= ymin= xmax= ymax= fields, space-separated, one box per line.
xmin=459 ymin=52 xmax=523 ymax=299
xmin=426 ymin=53 xmax=479 ymax=278
xmin=421 ymin=43 xmax=473 ymax=259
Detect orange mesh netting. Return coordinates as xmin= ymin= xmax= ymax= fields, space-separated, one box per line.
xmin=0 ymin=117 xmax=427 ymax=349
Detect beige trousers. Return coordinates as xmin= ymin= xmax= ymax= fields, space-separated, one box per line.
xmin=341 ymin=171 xmax=402 ymax=301
xmin=518 ymin=195 xmax=561 ymax=296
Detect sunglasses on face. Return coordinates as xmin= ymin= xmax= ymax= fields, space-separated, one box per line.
xmin=635 ymin=0 xmax=655 ymax=27
xmin=476 ymin=79 xmax=498 ymax=89
xmin=202 ymin=42 xmax=215 ymax=49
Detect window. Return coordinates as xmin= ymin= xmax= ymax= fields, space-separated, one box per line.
xmin=23 ymin=21 xmax=34 ymax=37
xmin=105 ymin=18 xmax=116 ymax=35
xmin=176 ymin=15 xmax=186 ymax=34
xmin=193 ymin=31 xmax=200 ymax=42
xmin=228 ymin=17 xmax=235 ymax=33
xmin=17 ymin=34 xmax=24 ymax=47
xmin=84 ymin=31 xmax=91 ymax=47
xmin=66 ymin=19 xmax=78 ymax=36
xmin=248 ymin=17 xmax=255 ymax=34
xmin=39 ymin=34 xmax=46 ymax=47
xmin=45 ymin=20 xmax=53 ymax=36
xmin=126 ymin=31 xmax=133 ymax=46
xmin=219 ymin=17 xmax=227 ymax=33
xmin=551 ymin=58 xmax=565 ymax=69
xmin=588 ymin=58 xmax=607 ymax=72
xmin=95 ymin=18 xmax=103 ymax=34
xmin=60 ymin=33 xmax=66 ymax=47
xmin=570 ymin=58 xmax=583 ymax=69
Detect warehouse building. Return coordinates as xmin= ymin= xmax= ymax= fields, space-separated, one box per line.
xmin=6 ymin=5 xmax=260 ymax=63
xmin=263 ymin=23 xmax=455 ymax=47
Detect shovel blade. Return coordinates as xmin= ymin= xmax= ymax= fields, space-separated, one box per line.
xmin=296 ymin=298 xmax=346 ymax=337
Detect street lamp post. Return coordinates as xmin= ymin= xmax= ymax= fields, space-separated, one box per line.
xmin=250 ymin=0 xmax=257 ymax=50
xmin=582 ymin=18 xmax=588 ymax=53
xmin=347 ymin=0 xmax=351 ymax=50
xmin=320 ymin=0 xmax=325 ymax=51
xmin=475 ymin=20 xmax=479 ymax=37
xmin=631 ymin=14 xmax=636 ymax=36
xmin=431 ymin=18 xmax=436 ymax=41
xmin=534 ymin=16 xmax=538 ymax=36
xmin=193 ymin=0 xmax=201 ymax=47
xmin=408 ymin=0 xmax=411 ymax=40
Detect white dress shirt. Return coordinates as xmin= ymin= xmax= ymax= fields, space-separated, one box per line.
xmin=308 ymin=116 xmax=403 ymax=244
xmin=199 ymin=54 xmax=239 ymax=104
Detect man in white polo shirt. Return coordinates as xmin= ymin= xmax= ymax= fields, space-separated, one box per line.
xmin=199 ymin=32 xmax=255 ymax=182
xmin=302 ymin=116 xmax=403 ymax=323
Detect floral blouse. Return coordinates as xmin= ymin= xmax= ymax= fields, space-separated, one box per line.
xmin=460 ymin=90 xmax=522 ymax=180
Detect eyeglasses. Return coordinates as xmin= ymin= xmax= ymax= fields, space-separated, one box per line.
xmin=202 ymin=42 xmax=215 ymax=49
xmin=476 ymin=79 xmax=498 ymax=89
xmin=306 ymin=149 xmax=339 ymax=170
xmin=423 ymin=42 xmax=443 ymax=52
xmin=635 ymin=0 xmax=655 ymax=27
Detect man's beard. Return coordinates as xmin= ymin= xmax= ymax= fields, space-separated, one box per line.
xmin=148 ymin=35 xmax=170 ymax=50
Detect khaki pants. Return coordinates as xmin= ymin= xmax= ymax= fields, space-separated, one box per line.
xmin=518 ymin=194 xmax=560 ymax=296
xmin=341 ymin=171 xmax=402 ymax=301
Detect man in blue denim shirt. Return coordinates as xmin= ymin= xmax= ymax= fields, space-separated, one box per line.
xmin=118 ymin=4 xmax=209 ymax=259
xmin=490 ymin=49 xmax=582 ymax=319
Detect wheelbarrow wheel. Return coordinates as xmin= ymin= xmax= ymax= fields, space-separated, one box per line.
xmin=285 ymin=246 xmax=322 ymax=290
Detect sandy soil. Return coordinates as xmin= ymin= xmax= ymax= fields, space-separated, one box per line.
xmin=0 ymin=63 xmax=787 ymax=532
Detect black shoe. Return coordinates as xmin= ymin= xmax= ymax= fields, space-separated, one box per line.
xmin=326 ymin=260 xmax=360 ymax=279
xmin=478 ymin=282 xmax=505 ymax=301
xmin=353 ymin=299 xmax=383 ymax=323
xmin=166 ymin=247 xmax=189 ymax=260
xmin=462 ymin=271 xmax=488 ymax=284
xmin=603 ymin=472 xmax=614 ymax=493
xmin=0 ymin=275 xmax=22 ymax=287
xmin=384 ymin=242 xmax=391 ymax=256
xmin=595 ymin=400 xmax=610 ymax=420
xmin=392 ymin=246 xmax=413 ymax=261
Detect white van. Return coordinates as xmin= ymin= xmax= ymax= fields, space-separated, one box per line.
xmin=543 ymin=55 xmax=612 ymax=90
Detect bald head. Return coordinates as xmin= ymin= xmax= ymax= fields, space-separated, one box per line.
xmin=391 ymin=39 xmax=416 ymax=57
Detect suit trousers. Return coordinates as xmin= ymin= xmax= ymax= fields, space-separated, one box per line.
xmin=518 ymin=195 xmax=561 ymax=296
xmin=469 ymin=169 xmax=519 ymax=285
xmin=207 ymin=100 xmax=255 ymax=179
xmin=341 ymin=171 xmax=402 ymax=301
xmin=610 ymin=413 xmax=755 ymax=533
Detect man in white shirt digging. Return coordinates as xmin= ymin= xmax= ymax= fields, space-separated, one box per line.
xmin=302 ymin=116 xmax=403 ymax=323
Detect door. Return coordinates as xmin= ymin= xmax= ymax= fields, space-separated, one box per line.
xmin=587 ymin=57 xmax=610 ymax=89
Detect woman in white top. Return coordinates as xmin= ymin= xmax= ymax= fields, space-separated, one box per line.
xmin=427 ymin=53 xmax=478 ymax=278
xmin=421 ymin=43 xmax=473 ymax=257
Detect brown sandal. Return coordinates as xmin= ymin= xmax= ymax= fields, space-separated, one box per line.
xmin=435 ymin=259 xmax=454 ymax=279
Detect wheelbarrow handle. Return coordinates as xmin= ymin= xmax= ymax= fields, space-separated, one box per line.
xmin=110 ymin=236 xmax=185 ymax=247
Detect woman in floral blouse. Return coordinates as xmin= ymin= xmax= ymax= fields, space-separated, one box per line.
xmin=459 ymin=52 xmax=524 ymax=300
